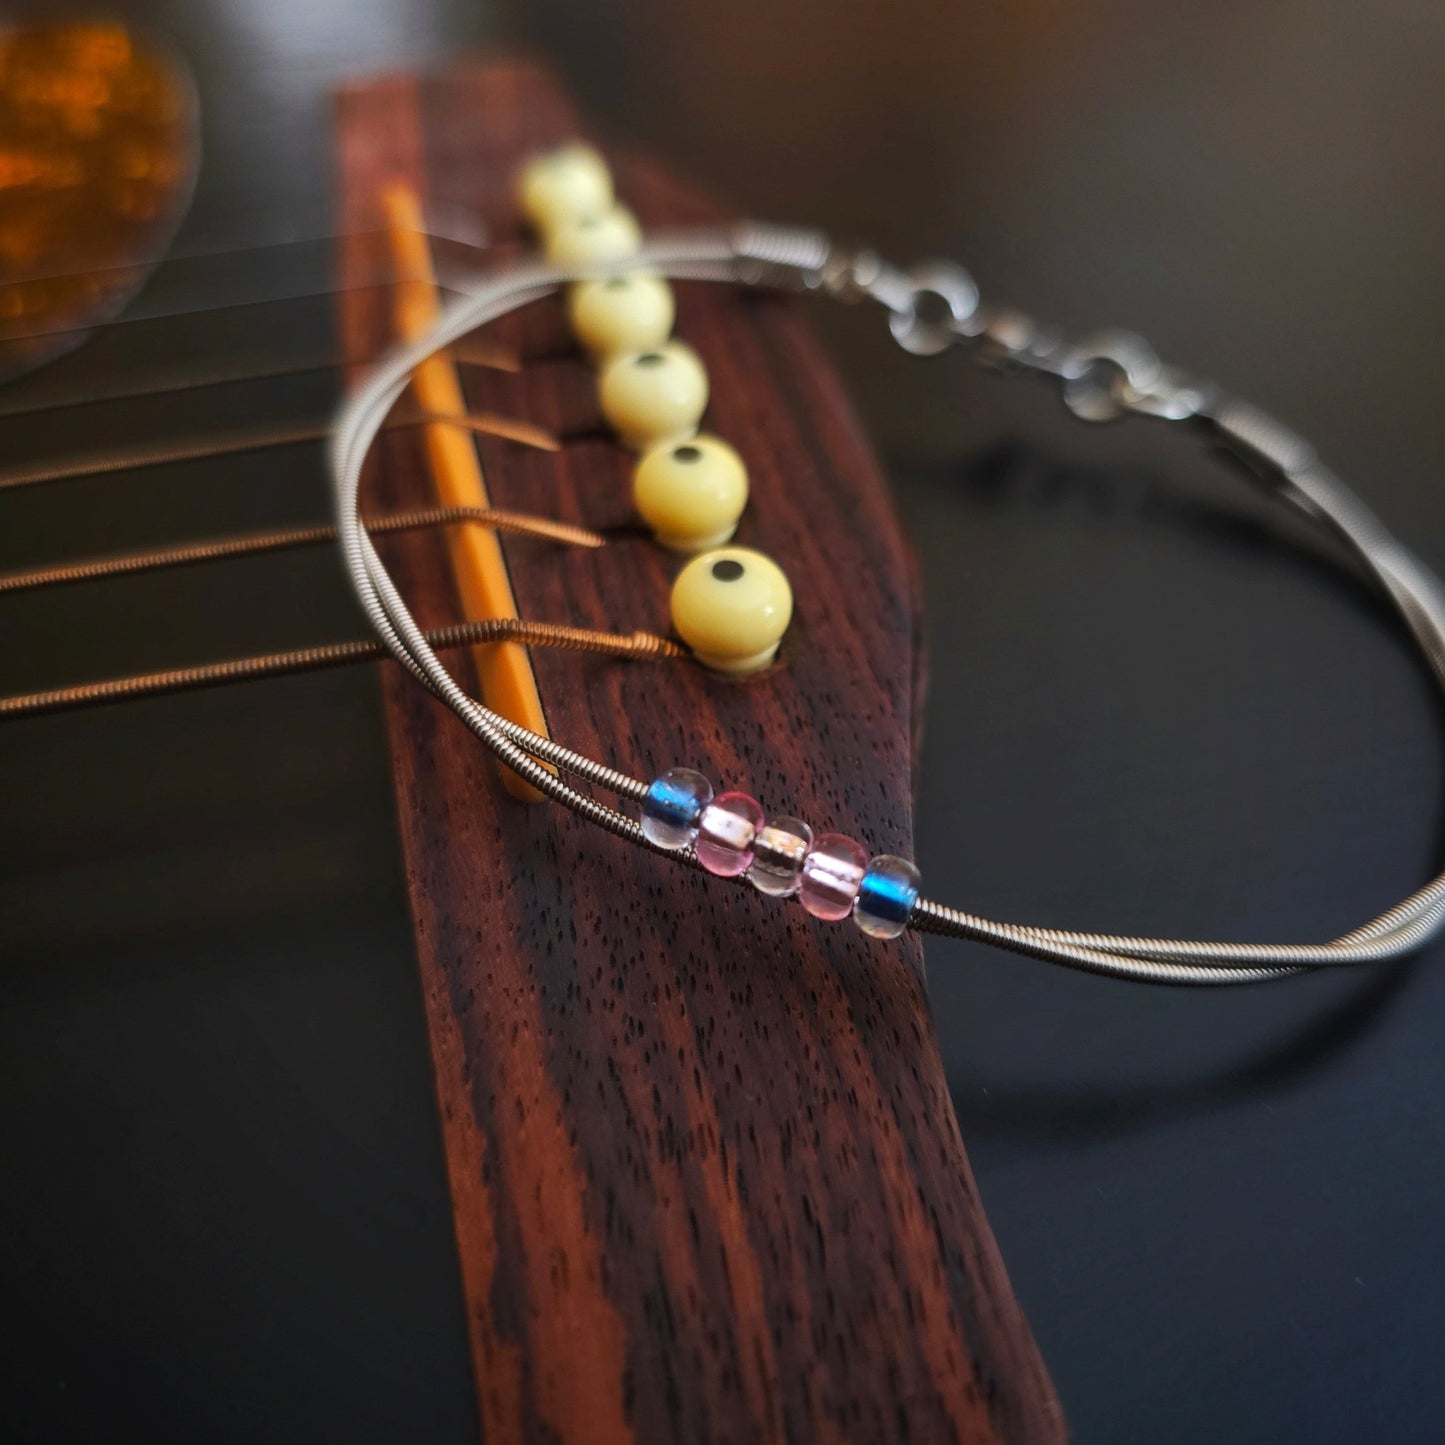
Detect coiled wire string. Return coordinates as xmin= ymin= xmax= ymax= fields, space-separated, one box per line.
xmin=330 ymin=226 xmax=1445 ymax=985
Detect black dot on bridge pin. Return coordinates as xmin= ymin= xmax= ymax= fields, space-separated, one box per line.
xmin=711 ymin=559 xmax=745 ymax=583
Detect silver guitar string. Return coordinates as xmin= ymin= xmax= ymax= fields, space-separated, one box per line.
xmin=330 ymin=225 xmax=1445 ymax=985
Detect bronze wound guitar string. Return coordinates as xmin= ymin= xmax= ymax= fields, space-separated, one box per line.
xmin=330 ymin=225 xmax=1445 ymax=986
xmin=0 ymin=335 xmax=521 ymax=422
xmin=0 ymin=617 xmax=679 ymax=722
xmin=0 ymin=408 xmax=559 ymax=494
xmin=0 ymin=505 xmax=603 ymax=596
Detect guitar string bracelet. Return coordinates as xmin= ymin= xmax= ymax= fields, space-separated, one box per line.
xmin=330 ymin=222 xmax=1445 ymax=986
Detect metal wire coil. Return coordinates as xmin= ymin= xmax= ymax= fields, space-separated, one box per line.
xmin=329 ymin=229 xmax=1445 ymax=986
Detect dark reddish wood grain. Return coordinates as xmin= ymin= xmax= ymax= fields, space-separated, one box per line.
xmin=336 ymin=57 xmax=1064 ymax=1445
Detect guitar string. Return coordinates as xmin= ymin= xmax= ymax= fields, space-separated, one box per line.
xmin=0 ymin=219 xmax=523 ymax=422
xmin=0 ymin=405 xmax=559 ymax=494
xmin=0 ymin=224 xmax=494 ymax=345
xmin=1 ymin=276 xmax=444 ymax=357
xmin=0 ymin=223 xmax=493 ymax=290
xmin=0 ymin=338 xmax=522 ymax=420
xmin=0 ymin=504 xmax=604 ymax=595
xmin=328 ymin=228 xmax=1445 ymax=986
xmin=0 ymin=618 xmax=682 ymax=722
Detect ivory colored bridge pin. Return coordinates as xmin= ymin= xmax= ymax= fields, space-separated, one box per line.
xmin=670 ymin=546 xmax=793 ymax=674
xmin=545 ymin=204 xmax=642 ymax=268
xmin=568 ymin=272 xmax=676 ymax=358
xmin=515 ymin=142 xmax=613 ymax=231
xmin=599 ymin=341 xmax=709 ymax=451
xmin=633 ymin=434 xmax=748 ymax=552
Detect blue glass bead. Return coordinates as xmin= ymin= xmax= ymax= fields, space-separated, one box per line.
xmin=853 ymin=855 xmax=921 ymax=939
xmin=641 ymin=767 xmax=713 ymax=850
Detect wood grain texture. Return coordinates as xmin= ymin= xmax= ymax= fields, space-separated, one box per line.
xmin=335 ymin=57 xmax=1064 ymax=1445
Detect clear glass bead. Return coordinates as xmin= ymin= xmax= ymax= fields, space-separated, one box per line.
xmin=747 ymin=816 xmax=813 ymax=897
xmin=798 ymin=833 xmax=869 ymax=921
xmin=641 ymin=768 xmax=713 ymax=850
xmin=854 ymin=855 xmax=922 ymax=939
xmin=695 ymin=790 xmax=765 ymax=876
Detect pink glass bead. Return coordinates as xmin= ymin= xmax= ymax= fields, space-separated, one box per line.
xmin=695 ymin=790 xmax=765 ymax=876
xmin=798 ymin=832 xmax=869 ymax=921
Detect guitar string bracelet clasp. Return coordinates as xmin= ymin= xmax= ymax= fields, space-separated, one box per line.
xmin=331 ymin=220 xmax=1445 ymax=987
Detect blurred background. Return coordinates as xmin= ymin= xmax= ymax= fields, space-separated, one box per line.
xmin=2 ymin=2 xmax=1443 ymax=1441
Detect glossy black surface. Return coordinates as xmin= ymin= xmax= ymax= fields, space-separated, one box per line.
xmin=3 ymin=2 xmax=1443 ymax=1441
